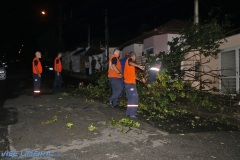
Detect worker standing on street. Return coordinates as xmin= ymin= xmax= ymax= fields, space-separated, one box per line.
xmin=53 ymin=52 xmax=62 ymax=93
xmin=32 ymin=51 xmax=42 ymax=98
xmin=124 ymin=51 xmax=144 ymax=118
xmin=107 ymin=48 xmax=122 ymax=108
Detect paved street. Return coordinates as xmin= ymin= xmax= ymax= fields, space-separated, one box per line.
xmin=0 ymin=67 xmax=240 ymax=160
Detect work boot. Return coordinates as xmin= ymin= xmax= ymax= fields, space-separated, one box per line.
xmin=127 ymin=115 xmax=141 ymax=119
xmin=111 ymin=105 xmax=119 ymax=109
xmin=106 ymin=101 xmax=113 ymax=107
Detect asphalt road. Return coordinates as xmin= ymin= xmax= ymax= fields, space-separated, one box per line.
xmin=0 ymin=63 xmax=88 ymax=154
xmin=0 ymin=64 xmax=240 ymax=160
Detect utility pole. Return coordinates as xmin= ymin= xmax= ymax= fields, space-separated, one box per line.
xmin=59 ymin=4 xmax=63 ymax=51
xmin=105 ymin=10 xmax=109 ymax=61
xmin=194 ymin=0 xmax=199 ymax=24
xmin=194 ymin=0 xmax=202 ymax=89
xmin=88 ymin=25 xmax=91 ymax=47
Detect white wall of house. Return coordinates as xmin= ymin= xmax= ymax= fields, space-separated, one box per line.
xmin=182 ymin=51 xmax=219 ymax=91
xmin=62 ymin=51 xmax=71 ymax=70
xmin=144 ymin=36 xmax=153 ymax=49
xmin=122 ymin=45 xmax=134 ymax=58
xmin=72 ymin=55 xmax=80 ymax=72
xmin=107 ymin=47 xmax=116 ymax=58
xmin=62 ymin=48 xmax=83 ymax=72
xmin=220 ymin=33 xmax=240 ymax=50
xmin=121 ymin=44 xmax=143 ymax=58
xmin=143 ymin=34 xmax=179 ymax=55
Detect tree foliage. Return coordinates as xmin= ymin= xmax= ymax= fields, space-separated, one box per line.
xmin=152 ymin=19 xmax=229 ymax=90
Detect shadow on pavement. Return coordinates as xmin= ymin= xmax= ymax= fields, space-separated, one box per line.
xmin=0 ymin=79 xmax=19 ymax=153
xmin=0 ymin=79 xmax=19 ymax=125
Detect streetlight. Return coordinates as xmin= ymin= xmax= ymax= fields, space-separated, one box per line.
xmin=41 ymin=10 xmax=46 ymax=15
xmin=40 ymin=7 xmax=62 ymax=51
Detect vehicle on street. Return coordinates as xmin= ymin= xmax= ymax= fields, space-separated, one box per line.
xmin=43 ymin=61 xmax=54 ymax=72
xmin=0 ymin=61 xmax=7 ymax=80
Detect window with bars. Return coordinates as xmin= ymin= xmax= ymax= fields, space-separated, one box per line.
xmin=145 ymin=48 xmax=154 ymax=55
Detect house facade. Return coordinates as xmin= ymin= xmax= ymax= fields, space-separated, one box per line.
xmin=62 ymin=46 xmax=116 ymax=74
xmin=62 ymin=19 xmax=240 ymax=94
xmin=120 ymin=34 xmax=180 ymax=66
xmin=181 ymin=33 xmax=240 ymax=94
xmin=62 ymin=48 xmax=83 ymax=73
xmin=119 ymin=20 xmax=187 ymax=65
xmin=119 ymin=20 xmax=240 ymax=94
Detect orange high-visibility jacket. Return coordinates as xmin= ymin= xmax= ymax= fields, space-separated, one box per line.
xmin=54 ymin=57 xmax=62 ymax=72
xmin=32 ymin=57 xmax=42 ymax=74
xmin=124 ymin=58 xmax=136 ymax=84
xmin=108 ymin=55 xmax=122 ymax=78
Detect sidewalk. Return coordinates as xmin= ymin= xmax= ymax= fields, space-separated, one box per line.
xmin=4 ymin=93 xmax=240 ymax=160
xmin=5 ymin=94 xmax=168 ymax=159
xmin=2 ymin=71 xmax=238 ymax=159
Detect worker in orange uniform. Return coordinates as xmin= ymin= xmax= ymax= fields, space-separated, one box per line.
xmin=124 ymin=51 xmax=144 ymax=118
xmin=107 ymin=48 xmax=122 ymax=108
xmin=32 ymin=51 xmax=42 ymax=98
xmin=53 ymin=52 xmax=62 ymax=93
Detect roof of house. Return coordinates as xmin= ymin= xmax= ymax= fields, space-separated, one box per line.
xmin=65 ymin=19 xmax=190 ymax=56
xmin=118 ymin=19 xmax=190 ymax=49
xmin=85 ymin=46 xmax=103 ymax=56
xmin=73 ymin=48 xmax=86 ymax=56
xmin=72 ymin=40 xmax=104 ymax=56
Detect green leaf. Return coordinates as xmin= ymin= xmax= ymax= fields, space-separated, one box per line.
xmin=42 ymin=116 xmax=58 ymax=124
xmin=88 ymin=124 xmax=96 ymax=131
xmin=67 ymin=122 xmax=73 ymax=129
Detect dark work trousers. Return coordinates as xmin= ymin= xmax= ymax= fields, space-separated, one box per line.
xmin=53 ymin=71 xmax=62 ymax=93
xmin=119 ymin=78 xmax=125 ymax=97
xmin=33 ymin=74 xmax=41 ymax=96
xmin=109 ymin=78 xmax=123 ymax=106
xmin=125 ymin=83 xmax=139 ymax=116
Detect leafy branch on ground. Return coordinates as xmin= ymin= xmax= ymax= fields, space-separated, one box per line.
xmin=85 ymin=98 xmax=95 ymax=103
xmin=42 ymin=116 xmax=58 ymax=124
xmin=107 ymin=118 xmax=140 ymax=134
xmin=108 ymin=118 xmax=140 ymax=128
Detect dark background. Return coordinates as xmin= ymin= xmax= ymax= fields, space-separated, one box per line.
xmin=0 ymin=0 xmax=240 ymax=63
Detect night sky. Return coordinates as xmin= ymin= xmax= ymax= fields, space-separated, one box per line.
xmin=0 ymin=0 xmax=240 ymax=62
